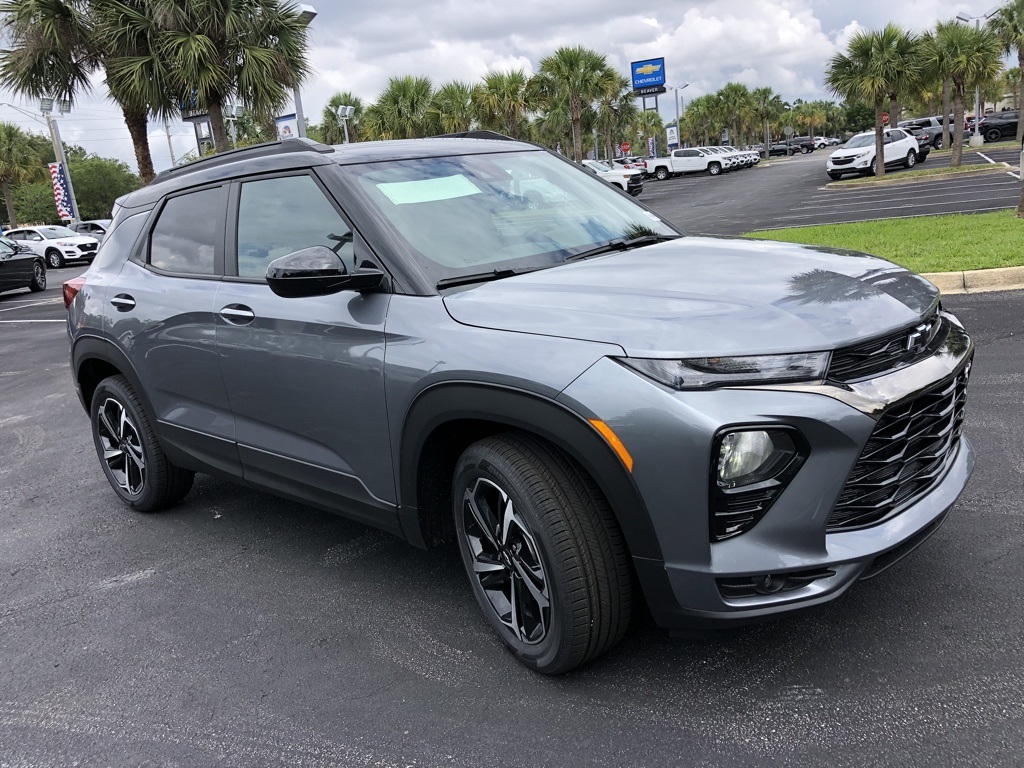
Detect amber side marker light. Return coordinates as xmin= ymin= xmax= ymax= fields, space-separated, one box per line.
xmin=63 ymin=277 xmax=86 ymax=309
xmin=588 ymin=419 xmax=634 ymax=472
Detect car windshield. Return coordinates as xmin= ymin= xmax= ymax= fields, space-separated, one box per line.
xmin=344 ymin=150 xmax=677 ymax=284
xmin=844 ymin=134 xmax=876 ymax=149
xmin=37 ymin=226 xmax=77 ymax=238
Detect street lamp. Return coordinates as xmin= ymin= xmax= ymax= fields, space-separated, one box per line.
xmin=956 ymin=7 xmax=999 ymax=148
xmin=293 ymin=3 xmax=317 ymax=138
xmin=666 ymin=83 xmax=689 ymax=149
xmin=335 ymin=105 xmax=355 ymax=144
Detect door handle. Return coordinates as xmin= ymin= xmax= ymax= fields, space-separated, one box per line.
xmin=110 ymin=294 xmax=136 ymax=311
xmin=219 ymin=304 xmax=255 ymax=325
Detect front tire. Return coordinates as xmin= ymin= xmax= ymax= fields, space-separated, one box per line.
xmin=453 ymin=433 xmax=632 ymax=675
xmin=90 ymin=375 xmax=195 ymax=512
xmin=707 ymin=162 xmax=721 ymax=176
xmin=28 ymin=261 xmax=45 ymax=292
xmin=46 ymin=249 xmax=64 ymax=269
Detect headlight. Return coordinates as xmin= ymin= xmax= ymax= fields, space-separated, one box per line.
xmin=618 ymin=352 xmax=830 ymax=390
xmin=56 ymin=240 xmax=75 ymax=246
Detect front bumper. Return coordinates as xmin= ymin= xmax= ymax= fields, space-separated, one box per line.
xmin=557 ymin=317 xmax=975 ymax=630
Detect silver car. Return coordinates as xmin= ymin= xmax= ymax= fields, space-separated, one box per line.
xmin=65 ymin=136 xmax=974 ymax=674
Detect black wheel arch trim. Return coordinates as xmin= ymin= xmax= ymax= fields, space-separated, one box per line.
xmin=398 ymin=381 xmax=664 ymax=562
xmin=72 ymin=335 xmax=155 ymax=418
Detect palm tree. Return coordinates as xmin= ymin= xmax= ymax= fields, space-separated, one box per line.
xmin=594 ymin=73 xmax=636 ymax=161
xmin=990 ymin=0 xmax=1024 ymax=142
xmin=536 ymin=46 xmax=617 ymax=162
xmin=921 ymin=25 xmax=955 ymax=150
xmin=474 ymin=69 xmax=533 ymax=139
xmin=153 ymin=0 xmax=310 ymax=154
xmin=751 ymin=87 xmax=784 ymax=157
xmin=0 ymin=0 xmax=173 ymax=184
xmin=317 ymin=91 xmax=363 ymax=144
xmin=361 ymin=76 xmax=434 ymax=140
xmin=683 ymin=95 xmax=718 ymax=146
xmin=825 ymin=24 xmax=921 ymax=177
xmin=717 ymin=82 xmax=752 ymax=144
xmin=634 ymin=109 xmax=663 ymax=158
xmin=0 ymin=122 xmax=43 ymax=226
xmin=428 ymin=81 xmax=475 ymax=134
xmin=924 ymin=21 xmax=1003 ymax=166
xmin=1005 ymin=66 xmax=1022 ymax=108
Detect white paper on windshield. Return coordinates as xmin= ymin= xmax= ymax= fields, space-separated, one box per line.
xmin=377 ymin=175 xmax=481 ymax=205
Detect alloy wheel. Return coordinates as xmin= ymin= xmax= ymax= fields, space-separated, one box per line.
xmin=461 ymin=477 xmax=550 ymax=645
xmin=33 ymin=263 xmax=45 ymax=289
xmin=96 ymin=397 xmax=146 ymax=495
xmin=47 ymin=251 xmax=61 ymax=269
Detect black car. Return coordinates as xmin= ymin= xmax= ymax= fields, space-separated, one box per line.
xmin=787 ymin=136 xmax=816 ymax=154
xmin=767 ymin=142 xmax=797 ymax=157
xmin=977 ymin=110 xmax=1019 ymax=143
xmin=0 ymin=235 xmax=46 ymax=295
xmin=903 ymin=127 xmax=932 ymax=163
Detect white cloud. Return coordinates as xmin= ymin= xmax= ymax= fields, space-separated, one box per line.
xmin=0 ymin=0 xmax=1002 ymax=174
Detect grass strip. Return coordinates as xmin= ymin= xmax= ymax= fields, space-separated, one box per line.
xmin=743 ymin=210 xmax=1024 ymax=273
xmin=827 ymin=164 xmax=1011 ymax=187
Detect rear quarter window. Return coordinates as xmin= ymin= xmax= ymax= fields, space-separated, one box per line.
xmin=89 ymin=211 xmax=151 ymax=272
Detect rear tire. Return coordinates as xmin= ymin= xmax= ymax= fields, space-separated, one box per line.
xmin=904 ymin=150 xmax=917 ymax=169
xmin=654 ymin=167 xmax=669 ymax=181
xmin=985 ymin=128 xmax=1001 ymax=143
xmin=932 ymin=136 xmax=943 ymax=150
xmin=707 ymin=162 xmax=721 ymax=176
xmin=90 ymin=375 xmax=195 ymax=512
xmin=46 ymin=249 xmax=64 ymax=269
xmin=453 ymin=432 xmax=632 ymax=675
xmin=28 ymin=261 xmax=45 ymax=292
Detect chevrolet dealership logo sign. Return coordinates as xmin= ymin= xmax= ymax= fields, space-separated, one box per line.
xmin=631 ymin=57 xmax=667 ymax=90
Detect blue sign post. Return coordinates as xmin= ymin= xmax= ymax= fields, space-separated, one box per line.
xmin=631 ymin=58 xmax=666 ymax=92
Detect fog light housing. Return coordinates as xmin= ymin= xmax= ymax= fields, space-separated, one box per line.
xmin=710 ymin=427 xmax=807 ymax=541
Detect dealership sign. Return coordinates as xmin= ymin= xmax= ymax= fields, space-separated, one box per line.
xmin=631 ymin=58 xmax=666 ymax=91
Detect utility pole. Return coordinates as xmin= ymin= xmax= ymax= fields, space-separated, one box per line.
xmin=44 ymin=107 xmax=80 ymax=222
xmin=164 ymin=118 xmax=177 ymax=165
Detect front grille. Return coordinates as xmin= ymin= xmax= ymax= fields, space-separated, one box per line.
xmin=78 ymin=243 xmax=97 ymax=252
xmin=831 ymin=157 xmax=855 ymax=166
xmin=828 ymin=312 xmax=942 ymax=383
xmin=828 ymin=365 xmax=969 ymax=531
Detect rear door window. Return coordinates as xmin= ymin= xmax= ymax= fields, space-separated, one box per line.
xmin=148 ymin=186 xmax=226 ymax=275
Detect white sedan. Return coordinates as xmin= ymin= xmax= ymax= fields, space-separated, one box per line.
xmin=581 ymin=160 xmax=644 ymax=196
xmin=5 ymin=225 xmax=100 ymax=268
xmin=825 ymin=128 xmax=921 ymax=179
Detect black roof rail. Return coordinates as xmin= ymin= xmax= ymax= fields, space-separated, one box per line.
xmin=152 ymin=137 xmax=334 ymax=183
xmin=431 ymin=129 xmax=516 ymax=141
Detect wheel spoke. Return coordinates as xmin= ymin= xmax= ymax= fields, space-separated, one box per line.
xmin=99 ymin=406 xmax=119 ymax=441
xmin=102 ymin=447 xmax=124 ymax=463
xmin=511 ymin=555 xmax=549 ymax=611
xmin=508 ymin=576 xmax=523 ymax=642
xmin=465 ymin=488 xmax=499 ymax=548
xmin=473 ymin=557 xmax=506 ymax=574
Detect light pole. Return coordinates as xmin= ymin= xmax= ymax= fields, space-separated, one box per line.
xmin=294 ymin=4 xmax=317 ymax=138
xmin=956 ymin=8 xmax=999 ymax=148
xmin=666 ymin=83 xmax=689 ymax=149
xmin=39 ymin=98 xmax=80 ymax=222
xmin=335 ymin=105 xmax=355 ymax=143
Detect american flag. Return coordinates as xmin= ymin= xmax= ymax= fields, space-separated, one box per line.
xmin=48 ymin=162 xmax=73 ymax=220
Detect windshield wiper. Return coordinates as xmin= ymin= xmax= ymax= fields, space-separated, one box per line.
xmin=436 ymin=265 xmax=550 ymax=290
xmin=564 ymin=234 xmax=681 ymax=262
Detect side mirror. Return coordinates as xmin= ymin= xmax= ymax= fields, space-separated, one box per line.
xmin=31 ymin=235 xmax=43 ymax=241
xmin=266 ymin=245 xmax=385 ymax=298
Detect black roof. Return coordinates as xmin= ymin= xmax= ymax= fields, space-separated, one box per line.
xmin=119 ymin=135 xmax=540 ymax=210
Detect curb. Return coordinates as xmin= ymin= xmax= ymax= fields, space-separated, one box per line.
xmin=824 ymin=164 xmax=1011 ymax=189
xmin=922 ymin=265 xmax=1024 ymax=295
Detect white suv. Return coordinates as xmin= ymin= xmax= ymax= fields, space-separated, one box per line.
xmin=825 ymin=129 xmax=920 ymax=179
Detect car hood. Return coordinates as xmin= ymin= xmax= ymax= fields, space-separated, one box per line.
xmin=49 ymin=235 xmax=97 ymax=244
xmin=829 ymin=145 xmax=874 ymax=159
xmin=442 ymin=237 xmax=939 ymax=357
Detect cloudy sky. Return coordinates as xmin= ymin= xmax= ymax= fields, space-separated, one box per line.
xmin=0 ymin=0 xmax=998 ymax=174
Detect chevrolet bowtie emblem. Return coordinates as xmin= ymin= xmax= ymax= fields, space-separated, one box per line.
xmin=635 ymin=64 xmax=662 ymax=75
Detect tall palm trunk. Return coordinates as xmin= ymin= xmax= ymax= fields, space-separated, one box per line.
xmin=2 ymin=179 xmax=17 ymax=227
xmin=874 ymin=98 xmax=886 ymax=177
xmin=123 ymin=105 xmax=155 ymax=184
xmin=941 ymin=79 xmax=951 ymax=150
xmin=1017 ymin=51 xmax=1024 ymax=143
xmin=569 ymin=99 xmax=583 ymax=162
xmin=763 ymin=119 xmax=770 ymax=159
xmin=951 ymin=85 xmax=966 ymax=167
xmin=208 ymin=99 xmax=231 ymax=153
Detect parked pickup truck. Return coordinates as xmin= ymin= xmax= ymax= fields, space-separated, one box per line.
xmin=647 ymin=148 xmax=728 ymax=179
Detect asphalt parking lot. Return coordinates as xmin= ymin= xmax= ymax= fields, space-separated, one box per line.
xmin=2 ymin=191 xmax=1024 ymax=763
xmin=642 ymin=148 xmax=1022 ymax=236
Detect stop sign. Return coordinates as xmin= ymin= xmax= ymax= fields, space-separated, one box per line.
xmin=621 ymin=142 xmax=630 ymax=153
xmin=882 ymin=112 xmax=890 ymax=124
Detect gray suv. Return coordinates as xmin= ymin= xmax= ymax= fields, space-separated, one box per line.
xmin=65 ymin=136 xmax=975 ymax=674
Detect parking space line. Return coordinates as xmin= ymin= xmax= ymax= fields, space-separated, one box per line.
xmin=0 ymin=319 xmax=66 ymax=324
xmin=774 ymin=193 xmax=1019 ymax=222
xmin=753 ymin=204 xmax=1018 ymax=231
xmin=0 ymin=299 xmax=60 ymax=313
